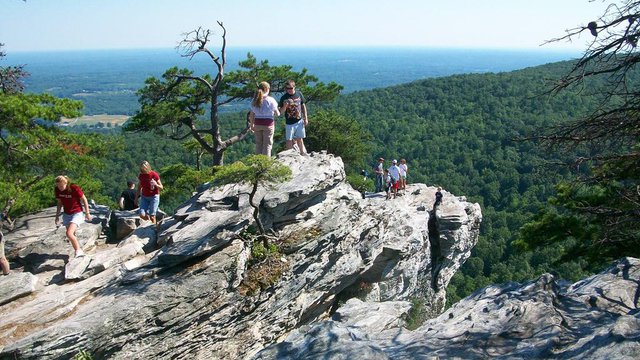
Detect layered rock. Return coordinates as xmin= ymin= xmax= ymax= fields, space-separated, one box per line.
xmin=255 ymin=257 xmax=640 ymax=360
xmin=0 ymin=150 xmax=481 ymax=359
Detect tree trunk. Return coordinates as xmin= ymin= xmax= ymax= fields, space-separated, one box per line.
xmin=248 ymin=181 xmax=266 ymax=246
xmin=1 ymin=198 xmax=15 ymax=231
xmin=212 ymin=149 xmax=225 ymax=166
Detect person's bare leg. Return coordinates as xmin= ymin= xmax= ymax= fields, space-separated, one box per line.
xmin=0 ymin=257 xmax=9 ymax=275
xmin=296 ymin=138 xmax=307 ymax=155
xmin=66 ymin=223 xmax=80 ymax=251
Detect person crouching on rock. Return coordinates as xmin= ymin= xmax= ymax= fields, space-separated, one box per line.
xmin=54 ymin=175 xmax=92 ymax=258
xmin=136 ymin=160 xmax=163 ymax=224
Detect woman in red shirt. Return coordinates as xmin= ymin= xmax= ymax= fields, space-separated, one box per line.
xmin=136 ymin=160 xmax=164 ymax=224
xmin=54 ymin=175 xmax=92 ymax=258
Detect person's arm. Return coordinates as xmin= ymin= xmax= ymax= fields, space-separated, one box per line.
xmin=55 ymin=199 xmax=63 ymax=226
xmin=302 ymin=103 xmax=308 ymax=126
xmin=273 ymin=99 xmax=281 ymax=117
xmin=248 ymin=111 xmax=255 ymax=131
xmin=154 ymin=178 xmax=164 ymax=191
xmin=118 ymin=196 xmax=125 ymax=210
xmin=81 ymin=195 xmax=92 ymax=222
xmin=278 ymin=97 xmax=287 ymax=115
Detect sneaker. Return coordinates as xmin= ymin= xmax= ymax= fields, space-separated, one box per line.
xmin=75 ymin=249 xmax=85 ymax=258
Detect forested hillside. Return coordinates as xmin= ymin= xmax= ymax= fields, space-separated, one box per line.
xmin=325 ymin=60 xmax=605 ymax=303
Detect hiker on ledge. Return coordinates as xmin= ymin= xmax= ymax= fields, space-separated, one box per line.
xmin=136 ymin=160 xmax=163 ymax=224
xmin=54 ymin=175 xmax=92 ymax=258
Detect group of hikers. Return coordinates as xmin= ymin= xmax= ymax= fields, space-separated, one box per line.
xmin=51 ymin=160 xmax=163 ymax=260
xmin=249 ymin=79 xmax=309 ymax=157
xmin=368 ymin=157 xmax=443 ymax=209
xmin=5 ymin=79 xmax=435 ymax=268
xmin=373 ymin=158 xmax=409 ymax=200
xmin=39 ymin=79 xmax=305 ymax=263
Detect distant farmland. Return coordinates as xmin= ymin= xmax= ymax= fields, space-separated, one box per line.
xmin=60 ymin=114 xmax=129 ymax=127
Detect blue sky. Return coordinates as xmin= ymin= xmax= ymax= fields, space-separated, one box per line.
xmin=1 ymin=0 xmax=609 ymax=52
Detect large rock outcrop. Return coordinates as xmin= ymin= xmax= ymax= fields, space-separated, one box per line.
xmin=255 ymin=257 xmax=640 ymax=359
xmin=0 ymin=150 xmax=481 ymax=359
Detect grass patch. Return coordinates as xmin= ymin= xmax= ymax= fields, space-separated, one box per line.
xmin=404 ymin=297 xmax=428 ymax=330
xmin=280 ymin=226 xmax=322 ymax=253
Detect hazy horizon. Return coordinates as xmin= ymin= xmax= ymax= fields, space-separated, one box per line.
xmin=1 ymin=0 xmax=608 ymax=52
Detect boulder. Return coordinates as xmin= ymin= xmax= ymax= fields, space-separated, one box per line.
xmin=0 ymin=272 xmax=39 ymax=305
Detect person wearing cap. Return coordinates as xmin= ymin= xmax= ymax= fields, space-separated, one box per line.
xmin=119 ymin=179 xmax=138 ymax=211
xmin=373 ymin=157 xmax=385 ymax=193
xmin=388 ymin=159 xmax=401 ymax=198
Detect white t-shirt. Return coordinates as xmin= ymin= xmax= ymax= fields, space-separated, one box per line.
xmin=389 ymin=165 xmax=401 ymax=181
xmin=399 ymin=163 xmax=408 ymax=177
xmin=250 ymin=96 xmax=279 ymax=118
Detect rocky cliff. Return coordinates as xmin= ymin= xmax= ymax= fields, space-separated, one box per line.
xmin=0 ymin=150 xmax=481 ymax=359
xmin=255 ymin=257 xmax=640 ymax=360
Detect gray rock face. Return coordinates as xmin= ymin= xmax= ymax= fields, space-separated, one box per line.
xmin=0 ymin=150 xmax=481 ymax=359
xmin=255 ymin=257 xmax=640 ymax=360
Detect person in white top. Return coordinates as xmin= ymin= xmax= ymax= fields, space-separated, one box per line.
xmin=399 ymin=158 xmax=408 ymax=192
xmin=388 ymin=159 xmax=401 ymax=199
xmin=249 ymin=81 xmax=280 ymax=157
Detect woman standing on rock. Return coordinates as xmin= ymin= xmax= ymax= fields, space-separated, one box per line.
xmin=249 ymin=81 xmax=280 ymax=157
xmin=136 ymin=160 xmax=163 ymax=224
xmin=54 ymin=175 xmax=92 ymax=258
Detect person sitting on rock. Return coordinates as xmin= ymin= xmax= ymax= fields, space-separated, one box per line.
xmin=54 ymin=175 xmax=92 ymax=258
xmin=119 ymin=180 xmax=138 ymax=211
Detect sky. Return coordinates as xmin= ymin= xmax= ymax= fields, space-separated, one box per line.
xmin=1 ymin=0 xmax=611 ymax=52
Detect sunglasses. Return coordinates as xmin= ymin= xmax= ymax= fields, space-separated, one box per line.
xmin=285 ymin=86 xmax=294 ymax=90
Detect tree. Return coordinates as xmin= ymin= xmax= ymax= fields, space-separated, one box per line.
xmin=213 ymin=155 xmax=292 ymax=246
xmin=305 ymin=109 xmax=373 ymax=173
xmin=519 ymin=0 xmax=640 ymax=262
xmin=0 ymin=43 xmax=27 ymax=94
xmin=0 ymin=45 xmax=109 ymax=228
xmin=125 ymin=22 xmax=343 ymax=166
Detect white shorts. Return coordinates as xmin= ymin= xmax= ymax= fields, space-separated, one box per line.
xmin=285 ymin=119 xmax=306 ymax=140
xmin=63 ymin=212 xmax=84 ymax=227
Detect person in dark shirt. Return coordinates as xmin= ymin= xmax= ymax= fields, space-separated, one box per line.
xmin=119 ymin=180 xmax=138 ymax=211
xmin=278 ymin=80 xmax=309 ymax=156
xmin=434 ymin=187 xmax=443 ymax=209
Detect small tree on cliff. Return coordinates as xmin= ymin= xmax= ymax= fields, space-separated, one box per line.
xmin=213 ymin=155 xmax=292 ymax=247
xmin=125 ymin=22 xmax=343 ymax=166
